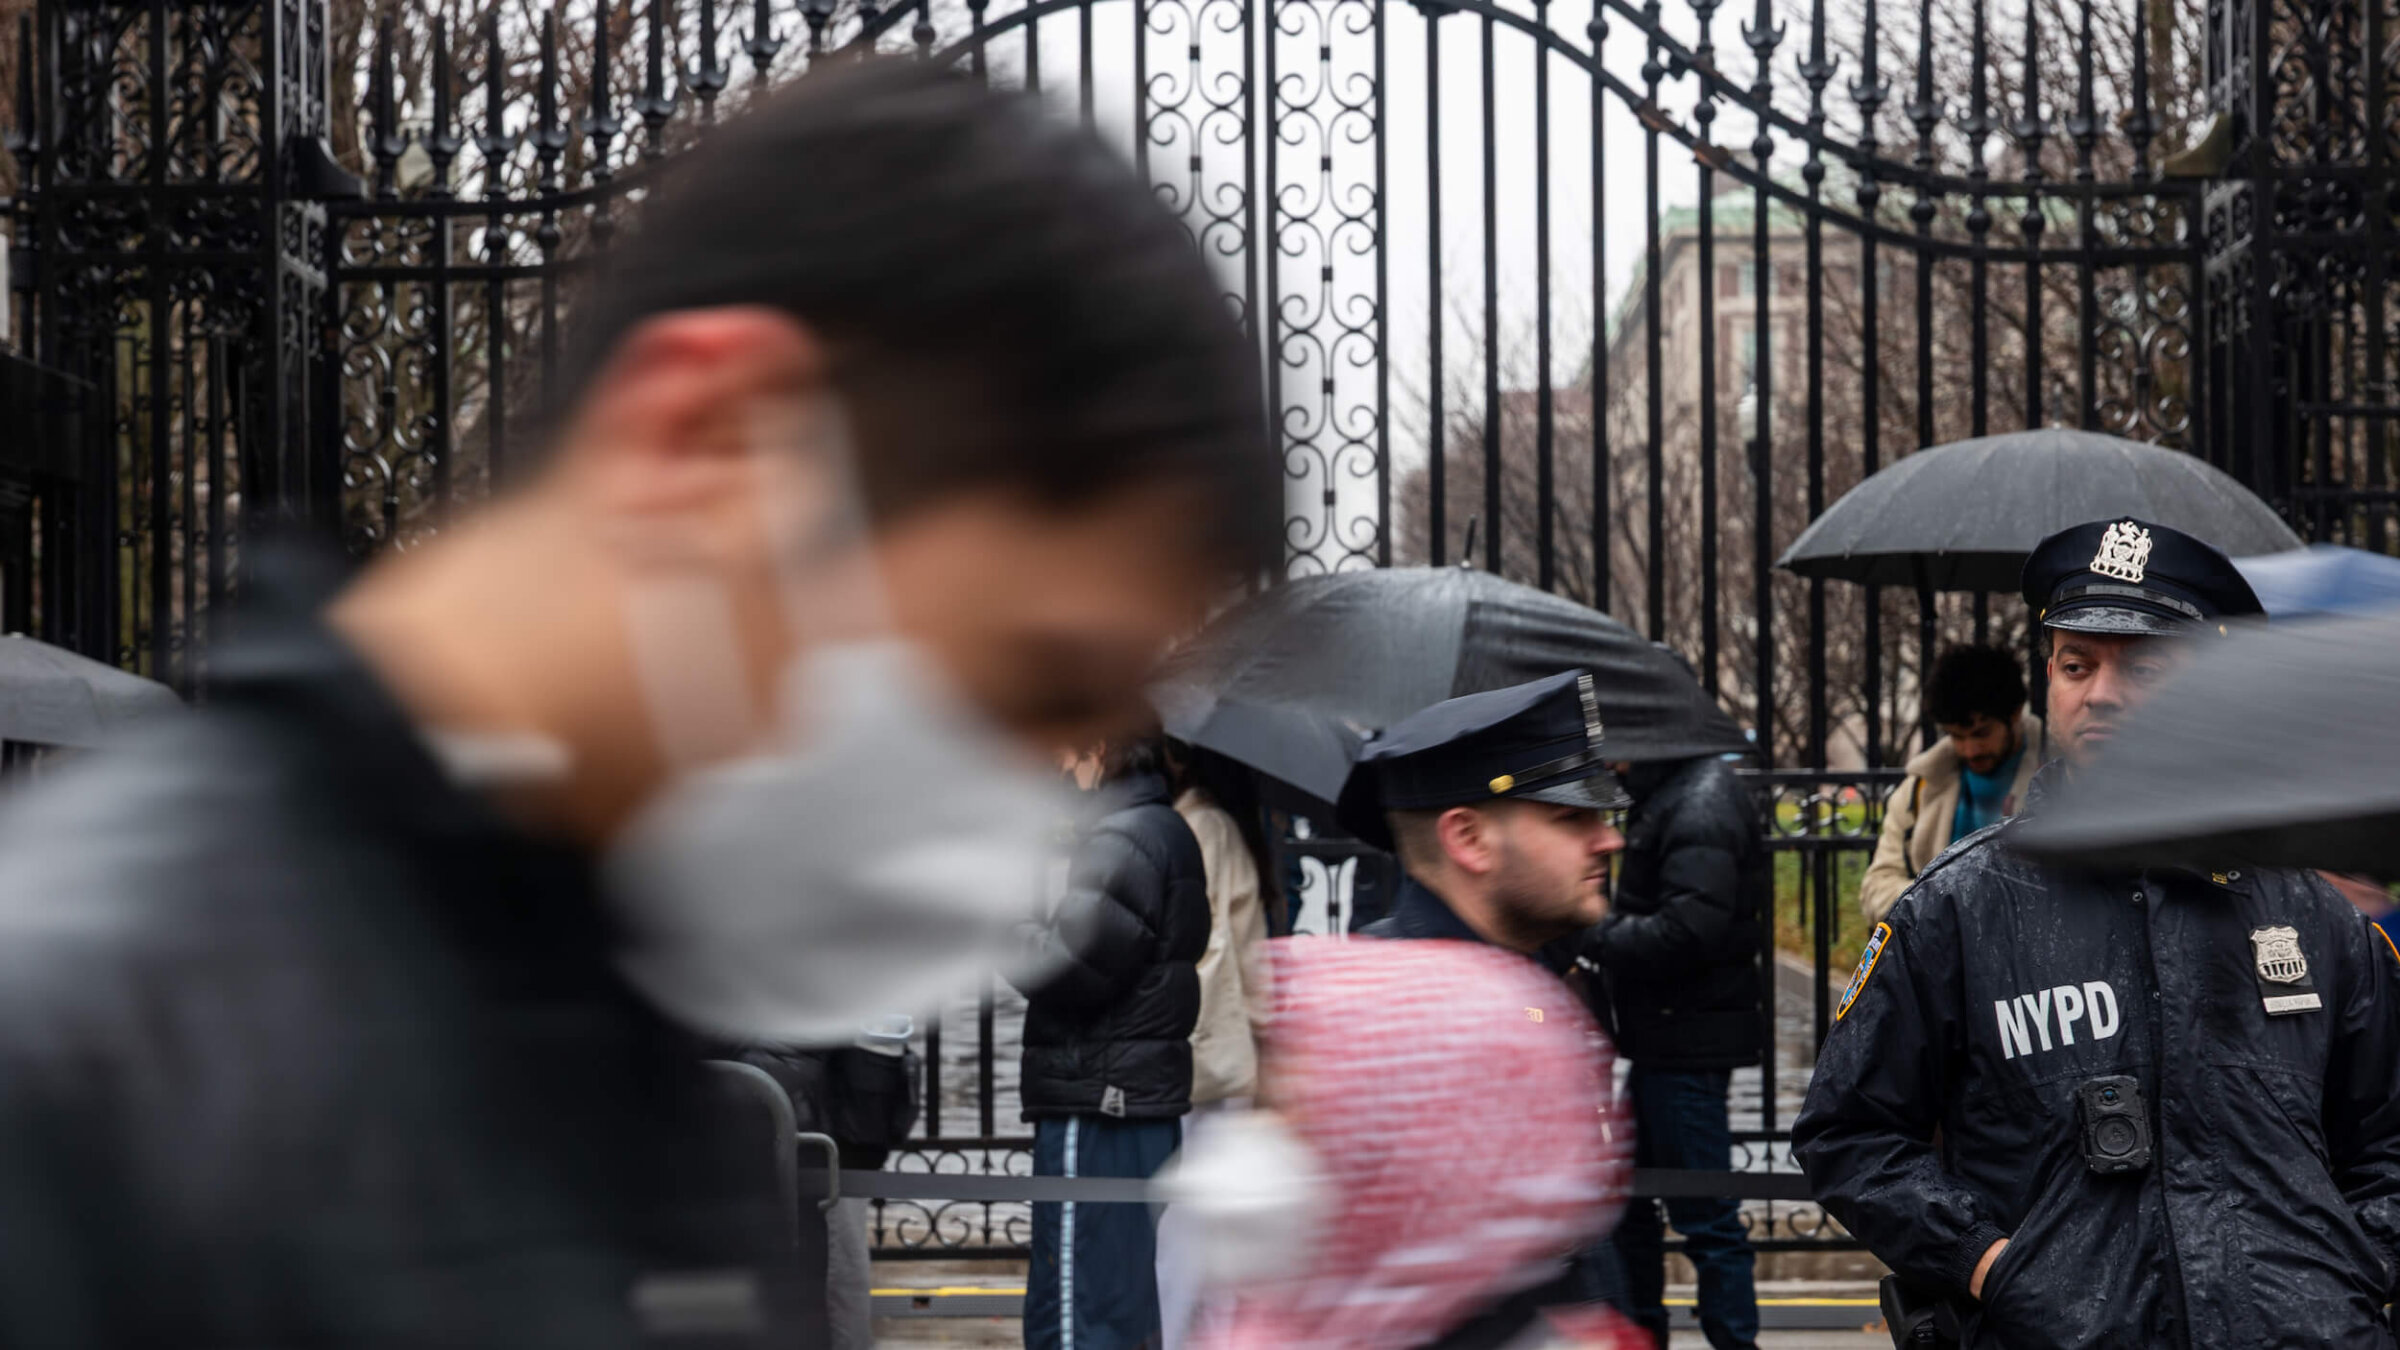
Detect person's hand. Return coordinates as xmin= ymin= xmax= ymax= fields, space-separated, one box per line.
xmin=1970 ymin=1238 xmax=2010 ymax=1301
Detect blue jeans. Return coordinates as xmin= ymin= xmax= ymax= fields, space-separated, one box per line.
xmin=1611 ymin=1067 xmax=1759 ymax=1350
xmin=1024 ymin=1117 xmax=1180 ymax=1350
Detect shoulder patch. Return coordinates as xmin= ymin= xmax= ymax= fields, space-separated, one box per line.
xmin=2376 ymin=922 xmax=2399 ymax=971
xmin=1836 ymin=922 xmax=1893 ymax=1022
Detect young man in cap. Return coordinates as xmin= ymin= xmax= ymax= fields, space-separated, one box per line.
xmin=1332 ymin=670 xmax=1633 ymax=1344
xmin=1338 ymin=670 xmax=1629 ymax=956
xmin=1796 ymin=518 xmax=2400 ymax=1349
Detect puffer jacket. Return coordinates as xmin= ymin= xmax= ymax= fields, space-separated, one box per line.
xmin=1859 ymin=711 xmax=2046 ymax=921
xmin=1016 ymin=771 xmax=1210 ymax=1120
xmin=1796 ymin=761 xmax=2400 ymax=1349
xmin=1583 ymin=755 xmax=1768 ymax=1071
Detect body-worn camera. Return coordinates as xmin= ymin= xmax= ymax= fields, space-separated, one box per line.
xmin=2076 ymin=1075 xmax=2153 ymax=1175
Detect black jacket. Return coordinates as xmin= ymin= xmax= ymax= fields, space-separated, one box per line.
xmin=1015 ymin=771 xmax=1209 ymax=1120
xmin=1794 ymin=762 xmax=2400 ymax=1350
xmin=0 ymin=560 xmax=756 ymax=1348
xmin=1357 ymin=878 xmax=1579 ymax=977
xmin=1584 ymin=756 xmax=1767 ymax=1070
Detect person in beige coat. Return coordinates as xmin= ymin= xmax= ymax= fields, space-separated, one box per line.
xmin=1859 ymin=647 xmax=2044 ymax=922
xmin=1158 ymin=778 xmax=1275 ymax=1350
xmin=1176 ymin=785 xmax=1274 ymax=1104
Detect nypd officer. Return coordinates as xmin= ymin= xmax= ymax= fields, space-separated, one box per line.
xmin=1794 ymin=518 xmax=2400 ymax=1349
xmin=1336 ymin=669 xmax=1630 ymax=955
xmin=1334 ymin=669 xmax=1634 ymax=1342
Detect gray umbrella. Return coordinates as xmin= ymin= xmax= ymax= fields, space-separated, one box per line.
xmin=1778 ymin=429 xmax=2302 ymax=591
xmin=2013 ymin=611 xmax=2400 ymax=878
xmin=0 ymin=635 xmax=182 ymax=748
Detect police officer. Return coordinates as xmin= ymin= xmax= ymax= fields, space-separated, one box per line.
xmin=1336 ymin=669 xmax=1630 ymax=955
xmin=1795 ymin=518 xmax=2400 ymax=1349
xmin=1333 ymin=669 xmax=1635 ymax=1345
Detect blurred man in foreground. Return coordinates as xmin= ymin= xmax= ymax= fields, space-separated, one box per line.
xmin=0 ymin=63 xmax=1269 ymax=1348
xmin=1859 ymin=645 xmax=2043 ymax=921
xmin=1797 ymin=520 xmax=2400 ymax=1349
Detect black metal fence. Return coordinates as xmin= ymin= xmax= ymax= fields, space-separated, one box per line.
xmin=869 ymin=767 xmax=1896 ymax=1258
xmin=7 ymin=0 xmax=2395 ymax=730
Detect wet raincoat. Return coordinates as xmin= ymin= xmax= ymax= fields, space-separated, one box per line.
xmin=1795 ymin=762 xmax=2400 ymax=1350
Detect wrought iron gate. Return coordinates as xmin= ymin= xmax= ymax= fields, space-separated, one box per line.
xmin=11 ymin=0 xmax=2389 ymax=746
xmin=5 ymin=0 xmax=2396 ymax=1258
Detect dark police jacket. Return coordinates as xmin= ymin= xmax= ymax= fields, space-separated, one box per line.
xmin=0 ymin=559 xmax=758 ymax=1349
xmin=1795 ymin=762 xmax=2400 ymax=1350
xmin=1017 ymin=770 xmax=1208 ymax=1121
xmin=1585 ymin=756 xmax=1767 ymax=1070
xmin=1358 ymin=878 xmax=1584 ymax=998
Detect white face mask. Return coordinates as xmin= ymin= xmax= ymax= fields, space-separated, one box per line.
xmin=603 ymin=402 xmax=1074 ymax=1046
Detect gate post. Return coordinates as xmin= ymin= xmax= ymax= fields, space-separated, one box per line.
xmin=2199 ymin=0 xmax=2395 ymax=541
xmin=20 ymin=0 xmax=338 ymax=681
xmin=264 ymin=0 xmax=341 ymax=537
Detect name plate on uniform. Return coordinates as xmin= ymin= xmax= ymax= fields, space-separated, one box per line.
xmin=2262 ymin=992 xmax=2323 ymax=1015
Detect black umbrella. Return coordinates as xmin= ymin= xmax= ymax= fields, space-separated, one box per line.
xmin=1150 ymin=693 xmax=1362 ymax=811
xmin=0 ymin=634 xmax=181 ymax=748
xmin=1155 ymin=567 xmax=1753 ymax=804
xmin=1778 ymin=429 xmax=2302 ymax=591
xmin=2012 ymin=611 xmax=2400 ymax=877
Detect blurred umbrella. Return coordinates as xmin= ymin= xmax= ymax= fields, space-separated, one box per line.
xmin=1154 ymin=567 xmax=1751 ymax=800
xmin=2233 ymin=544 xmax=2400 ymax=620
xmin=0 ymin=634 xmax=181 ymax=748
xmin=2014 ymin=611 xmax=2400 ymax=877
xmin=1778 ymin=430 xmax=2302 ymax=592
xmin=1151 ymin=693 xmax=1362 ymax=811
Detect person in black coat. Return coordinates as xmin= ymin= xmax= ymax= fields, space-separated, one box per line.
xmin=1014 ymin=738 xmax=1210 ymax=1350
xmin=1585 ymin=753 xmax=1769 ymax=1350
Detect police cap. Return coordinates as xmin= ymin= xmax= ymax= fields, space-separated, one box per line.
xmin=2020 ymin=517 xmax=2264 ymax=637
xmin=1334 ymin=670 xmax=1632 ymax=851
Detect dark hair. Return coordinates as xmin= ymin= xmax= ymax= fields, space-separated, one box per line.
xmin=567 ymin=61 xmax=1275 ymax=569
xmin=1101 ymin=735 xmax=1173 ymax=786
xmin=1926 ymin=645 xmax=2027 ymax=728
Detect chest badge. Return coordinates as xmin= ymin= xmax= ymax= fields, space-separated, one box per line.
xmin=2252 ymin=926 xmax=2308 ymax=983
xmin=2250 ymin=926 xmax=2323 ymax=1014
